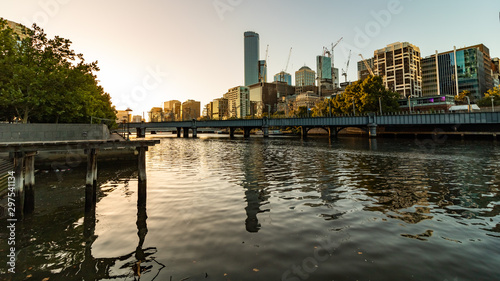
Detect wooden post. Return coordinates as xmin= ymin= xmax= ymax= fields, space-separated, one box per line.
xmin=13 ymin=152 xmax=24 ymax=219
xmin=23 ymin=152 xmax=37 ymax=214
xmin=137 ymin=146 xmax=148 ymax=182
xmin=85 ymin=148 xmax=97 ymax=212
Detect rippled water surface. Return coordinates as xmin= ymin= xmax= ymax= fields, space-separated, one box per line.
xmin=1 ymin=135 xmax=500 ymax=280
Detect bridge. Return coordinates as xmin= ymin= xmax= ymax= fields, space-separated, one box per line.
xmin=127 ymin=112 xmax=500 ymax=138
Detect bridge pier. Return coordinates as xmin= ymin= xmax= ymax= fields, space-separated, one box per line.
xmin=183 ymin=127 xmax=189 ymax=138
xmin=301 ymin=126 xmax=308 ymax=139
xmin=368 ymin=124 xmax=377 ymax=138
xmin=136 ymin=127 xmax=146 ymax=138
xmin=176 ymin=127 xmax=181 ymax=138
xmin=230 ymin=127 xmax=236 ymax=138
xmin=192 ymin=127 xmax=198 ymax=138
xmin=328 ymin=126 xmax=338 ymax=139
xmin=244 ymin=128 xmax=251 ymax=138
xmin=262 ymin=127 xmax=269 ymax=138
xmin=137 ymin=147 xmax=147 ymax=182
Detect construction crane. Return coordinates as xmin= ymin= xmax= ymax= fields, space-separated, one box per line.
xmin=359 ymin=54 xmax=375 ymax=76
xmin=342 ymin=50 xmax=351 ymax=83
xmin=280 ymin=47 xmax=292 ymax=82
xmin=259 ymin=44 xmax=269 ymax=83
xmin=330 ymin=37 xmax=343 ymax=68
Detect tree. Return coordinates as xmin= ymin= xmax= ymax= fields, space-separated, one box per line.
xmin=0 ymin=18 xmax=116 ymax=123
xmin=331 ymin=76 xmax=400 ymax=115
xmin=455 ymin=90 xmax=473 ymax=105
xmin=477 ymin=86 xmax=500 ymax=107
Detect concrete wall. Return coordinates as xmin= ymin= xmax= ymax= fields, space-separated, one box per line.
xmin=0 ymin=124 xmax=110 ymax=142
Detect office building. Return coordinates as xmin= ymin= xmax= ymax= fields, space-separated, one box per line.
xmin=150 ymin=107 xmax=163 ymax=122
xmin=212 ymin=98 xmax=229 ymax=120
xmin=244 ymin=31 xmax=260 ymax=86
xmin=181 ymin=100 xmax=201 ymax=121
xmin=116 ymin=110 xmax=131 ymax=123
xmin=295 ymin=66 xmax=316 ymax=87
xmin=223 ymin=86 xmax=250 ymax=118
xmin=357 ymin=57 xmax=375 ymax=81
xmin=492 ymin=57 xmax=499 ymax=87
xmin=333 ymin=67 xmax=340 ymax=88
xmin=132 ymin=115 xmax=142 ymax=123
xmin=317 ymin=55 xmax=333 ymax=88
xmin=259 ymin=60 xmax=267 ymax=83
xmin=372 ymin=42 xmax=422 ymax=98
xmin=249 ymin=82 xmax=295 ymax=116
xmin=274 ymin=71 xmax=292 ymax=85
xmin=421 ymin=44 xmax=493 ymax=100
xmin=164 ymin=100 xmax=181 ymax=121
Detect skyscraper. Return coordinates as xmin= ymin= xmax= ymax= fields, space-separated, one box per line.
xmin=421 ymin=44 xmax=493 ymax=100
xmin=295 ymin=66 xmax=316 ymax=87
xmin=273 ymin=71 xmax=292 ymax=85
xmin=244 ymin=31 xmax=260 ymax=86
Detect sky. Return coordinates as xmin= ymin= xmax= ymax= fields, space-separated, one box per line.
xmin=1 ymin=0 xmax=500 ymax=118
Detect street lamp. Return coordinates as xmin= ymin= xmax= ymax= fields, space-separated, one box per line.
xmin=491 ymin=96 xmax=495 ymax=112
xmin=408 ymin=95 xmax=411 ymax=114
xmin=352 ymin=100 xmax=356 ymax=115
xmin=125 ymin=108 xmax=132 ymax=141
xmin=379 ymin=97 xmax=382 ymax=115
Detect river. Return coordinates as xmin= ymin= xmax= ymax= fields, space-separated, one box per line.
xmin=1 ymin=134 xmax=499 ymax=281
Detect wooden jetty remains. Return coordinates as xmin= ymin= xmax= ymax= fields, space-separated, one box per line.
xmin=0 ymin=139 xmax=160 ymax=219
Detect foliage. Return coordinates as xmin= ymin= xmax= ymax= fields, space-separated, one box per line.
xmin=455 ymin=90 xmax=473 ymax=105
xmin=294 ymin=106 xmax=309 ymax=118
xmin=0 ymin=18 xmax=116 ymax=123
xmin=477 ymin=86 xmax=500 ymax=107
xmin=321 ymin=76 xmax=400 ymax=115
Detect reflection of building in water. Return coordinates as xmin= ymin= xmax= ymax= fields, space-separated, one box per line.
xmin=241 ymin=142 xmax=270 ymax=233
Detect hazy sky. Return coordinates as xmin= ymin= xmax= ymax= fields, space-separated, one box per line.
xmin=1 ymin=0 xmax=500 ymax=117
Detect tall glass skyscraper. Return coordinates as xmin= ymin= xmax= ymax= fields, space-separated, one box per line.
xmin=273 ymin=71 xmax=292 ymax=85
xmin=244 ymin=31 xmax=260 ymax=86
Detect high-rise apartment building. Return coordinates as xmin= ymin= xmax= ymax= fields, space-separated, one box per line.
xmin=212 ymin=98 xmax=229 ymax=120
xmin=372 ymin=42 xmax=422 ymax=98
xmin=492 ymin=57 xmax=499 ymax=87
xmin=223 ymin=86 xmax=250 ymax=118
xmin=317 ymin=55 xmax=332 ymax=87
xmin=357 ymin=57 xmax=375 ymax=81
xmin=164 ymin=100 xmax=181 ymax=120
xmin=259 ymin=60 xmax=267 ymax=83
xmin=295 ymin=66 xmax=316 ymax=87
xmin=244 ymin=31 xmax=260 ymax=86
xmin=274 ymin=71 xmax=292 ymax=85
xmin=181 ymin=100 xmax=200 ymax=121
xmin=421 ymin=44 xmax=493 ymax=100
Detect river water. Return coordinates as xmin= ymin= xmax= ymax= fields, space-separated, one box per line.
xmin=1 ymin=134 xmax=500 ymax=281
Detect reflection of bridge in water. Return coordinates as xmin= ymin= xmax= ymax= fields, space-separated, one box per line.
xmin=129 ymin=112 xmax=500 ymax=139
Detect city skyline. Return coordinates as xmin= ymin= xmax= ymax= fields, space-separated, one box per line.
xmin=1 ymin=0 xmax=499 ymax=117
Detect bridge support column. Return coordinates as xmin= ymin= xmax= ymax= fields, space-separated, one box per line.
xmin=244 ymin=128 xmax=251 ymax=138
xmin=183 ymin=127 xmax=189 ymax=138
xmin=262 ymin=126 xmax=269 ymax=138
xmin=301 ymin=126 xmax=308 ymax=139
xmin=229 ymin=127 xmax=235 ymax=138
xmin=137 ymin=147 xmax=147 ymax=183
xmin=136 ymin=127 xmax=146 ymax=138
xmin=23 ymin=152 xmax=37 ymax=214
xmin=176 ymin=127 xmax=181 ymax=138
xmin=328 ymin=126 xmax=338 ymax=139
xmin=192 ymin=127 xmax=198 ymax=138
xmin=85 ymin=148 xmax=98 ymax=212
xmin=13 ymin=152 xmax=25 ymax=219
xmin=368 ymin=124 xmax=377 ymax=138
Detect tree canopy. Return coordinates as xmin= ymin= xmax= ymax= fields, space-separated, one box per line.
xmin=0 ymin=19 xmax=116 ymax=123
xmin=312 ymin=76 xmax=400 ymax=116
xmin=477 ymin=86 xmax=500 ymax=107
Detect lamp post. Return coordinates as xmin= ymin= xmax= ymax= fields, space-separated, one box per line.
xmin=352 ymin=100 xmax=356 ymax=115
xmin=465 ymin=96 xmax=471 ymax=113
xmin=125 ymin=108 xmax=132 ymax=141
xmin=408 ymin=95 xmax=411 ymax=114
xmin=491 ymin=96 xmax=495 ymax=112
xmin=379 ymin=97 xmax=382 ymax=115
